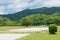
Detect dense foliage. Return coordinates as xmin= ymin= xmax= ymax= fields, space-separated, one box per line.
xmin=0 ymin=17 xmax=17 ymax=26
xmin=49 ymin=24 xmax=57 ymax=34
xmin=0 ymin=12 xmax=60 ymax=26
xmin=0 ymin=7 xmax=60 ymax=26
xmin=20 ymin=13 xmax=60 ymax=26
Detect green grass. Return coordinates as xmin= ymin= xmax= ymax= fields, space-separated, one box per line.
xmin=17 ymin=26 xmax=60 ymax=40
xmin=0 ymin=26 xmax=23 ymax=31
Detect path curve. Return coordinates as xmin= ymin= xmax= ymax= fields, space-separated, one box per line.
xmin=0 ymin=27 xmax=48 ymax=40
xmin=0 ymin=34 xmax=29 ymax=40
xmin=8 ymin=27 xmax=48 ymax=32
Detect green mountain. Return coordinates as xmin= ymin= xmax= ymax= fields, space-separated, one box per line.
xmin=0 ymin=7 xmax=60 ymax=20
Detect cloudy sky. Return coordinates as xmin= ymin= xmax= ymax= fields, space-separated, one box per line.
xmin=0 ymin=0 xmax=60 ymax=15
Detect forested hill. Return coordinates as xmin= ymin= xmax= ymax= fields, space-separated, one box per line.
xmin=0 ymin=7 xmax=60 ymax=20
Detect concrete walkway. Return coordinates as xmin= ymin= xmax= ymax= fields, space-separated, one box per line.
xmin=8 ymin=27 xmax=48 ymax=32
xmin=0 ymin=34 xmax=29 ymax=40
xmin=0 ymin=27 xmax=48 ymax=40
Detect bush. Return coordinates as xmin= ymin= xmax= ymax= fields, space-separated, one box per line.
xmin=49 ymin=24 xmax=57 ymax=34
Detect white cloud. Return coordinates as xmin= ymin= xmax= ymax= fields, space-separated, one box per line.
xmin=41 ymin=0 xmax=60 ymax=7
xmin=6 ymin=0 xmax=29 ymax=12
xmin=0 ymin=0 xmax=60 ymax=14
xmin=0 ymin=6 xmax=7 ymax=15
xmin=0 ymin=0 xmax=11 ymax=4
xmin=0 ymin=12 xmax=8 ymax=15
xmin=29 ymin=0 xmax=41 ymax=6
xmin=8 ymin=0 xmax=42 ymax=10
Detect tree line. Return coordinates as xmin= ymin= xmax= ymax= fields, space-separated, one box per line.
xmin=0 ymin=12 xmax=60 ymax=26
xmin=20 ymin=12 xmax=60 ymax=26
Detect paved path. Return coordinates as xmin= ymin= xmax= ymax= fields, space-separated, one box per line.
xmin=0 ymin=34 xmax=29 ymax=40
xmin=0 ymin=27 xmax=48 ymax=40
xmin=8 ymin=27 xmax=48 ymax=32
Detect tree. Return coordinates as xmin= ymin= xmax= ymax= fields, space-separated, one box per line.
xmin=49 ymin=24 xmax=57 ymax=34
xmin=0 ymin=17 xmax=15 ymax=26
xmin=20 ymin=14 xmax=47 ymax=26
xmin=20 ymin=17 xmax=32 ymax=26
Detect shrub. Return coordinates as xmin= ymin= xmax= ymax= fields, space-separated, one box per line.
xmin=49 ymin=24 xmax=57 ymax=34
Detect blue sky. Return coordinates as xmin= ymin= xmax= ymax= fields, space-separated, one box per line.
xmin=0 ymin=0 xmax=60 ymax=15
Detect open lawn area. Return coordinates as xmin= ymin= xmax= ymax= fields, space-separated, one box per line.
xmin=17 ymin=26 xmax=60 ymax=40
xmin=0 ymin=26 xmax=60 ymax=40
xmin=0 ymin=26 xmax=22 ymax=31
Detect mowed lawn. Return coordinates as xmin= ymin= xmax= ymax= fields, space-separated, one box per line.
xmin=0 ymin=26 xmax=24 ymax=31
xmin=17 ymin=26 xmax=60 ymax=40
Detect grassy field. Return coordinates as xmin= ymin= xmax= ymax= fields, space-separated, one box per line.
xmin=17 ymin=26 xmax=60 ymax=40
xmin=0 ymin=26 xmax=60 ymax=40
xmin=0 ymin=26 xmax=23 ymax=31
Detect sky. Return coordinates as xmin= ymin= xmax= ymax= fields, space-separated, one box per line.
xmin=0 ymin=0 xmax=60 ymax=15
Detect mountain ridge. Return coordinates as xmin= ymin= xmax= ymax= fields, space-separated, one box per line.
xmin=0 ymin=7 xmax=60 ymax=20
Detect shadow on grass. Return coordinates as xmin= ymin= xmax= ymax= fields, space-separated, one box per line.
xmin=49 ymin=32 xmax=57 ymax=35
